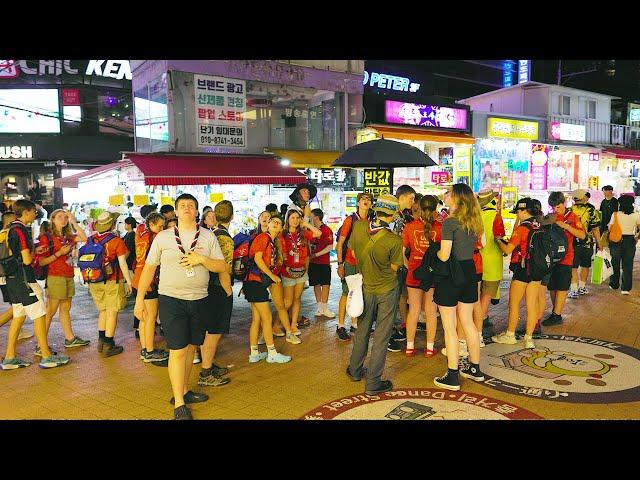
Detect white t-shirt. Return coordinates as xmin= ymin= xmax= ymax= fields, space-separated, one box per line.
xmin=609 ymin=211 xmax=640 ymax=235
xmin=146 ymin=226 xmax=223 ymax=301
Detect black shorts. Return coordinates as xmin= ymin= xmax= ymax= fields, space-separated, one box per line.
xmin=308 ymin=263 xmax=331 ymax=286
xmin=510 ymin=264 xmax=536 ymax=283
xmin=158 ymin=295 xmax=208 ymax=350
xmin=541 ymin=272 xmax=551 ymax=287
xmin=144 ymin=287 xmax=159 ymax=300
xmin=0 ymin=284 xmax=13 ymax=304
xmin=547 ymin=264 xmax=572 ymax=292
xmin=243 ymin=281 xmax=270 ymax=303
xmin=434 ymin=260 xmax=478 ymax=307
xmin=572 ymin=244 xmax=594 ymax=268
xmin=204 ymin=285 xmax=232 ymax=335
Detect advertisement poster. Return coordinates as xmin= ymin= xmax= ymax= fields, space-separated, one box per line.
xmin=385 ymin=100 xmax=468 ymax=131
xmin=454 ymin=147 xmax=472 ymax=186
xmin=547 ymin=148 xmax=572 ymax=190
xmin=364 ymin=168 xmax=393 ymax=196
xmin=194 ymin=74 xmax=246 ymax=148
xmin=530 ymin=144 xmax=549 ymax=191
xmin=475 ymin=139 xmax=530 ymax=191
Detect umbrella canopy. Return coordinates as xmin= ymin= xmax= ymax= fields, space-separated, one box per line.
xmin=332 ymin=139 xmax=437 ymax=168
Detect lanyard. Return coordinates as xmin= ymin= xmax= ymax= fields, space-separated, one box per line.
xmin=287 ymin=231 xmax=301 ymax=253
xmin=174 ymin=226 xmax=200 ymax=255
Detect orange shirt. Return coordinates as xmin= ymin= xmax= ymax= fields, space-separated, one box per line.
xmin=402 ymin=219 xmax=429 ymax=287
xmin=91 ymin=233 xmax=128 ymax=281
xmin=559 ymin=211 xmax=584 ymax=266
xmin=132 ymin=225 xmax=157 ymax=290
xmin=38 ymin=234 xmax=77 ymax=278
xmin=282 ymin=229 xmax=315 ymax=278
xmin=508 ymin=223 xmax=533 ymax=266
xmin=247 ymin=232 xmax=278 ymax=283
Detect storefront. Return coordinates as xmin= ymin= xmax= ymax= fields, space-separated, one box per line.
xmin=598 ymin=147 xmax=640 ymax=196
xmin=0 ymin=60 xmax=134 ymax=210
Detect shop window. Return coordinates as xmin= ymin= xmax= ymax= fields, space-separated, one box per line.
xmin=99 ymin=93 xmax=134 ymax=137
xmin=133 ymin=85 xmax=151 ymax=152
xmin=559 ymin=95 xmax=571 ymax=116
xmin=586 ymin=100 xmax=596 ymax=120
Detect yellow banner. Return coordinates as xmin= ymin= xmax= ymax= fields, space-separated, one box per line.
xmin=209 ymin=193 xmax=224 ymax=203
xmin=161 ymin=196 xmax=174 ymax=207
xmin=488 ymin=117 xmax=538 ymax=140
xmin=133 ymin=194 xmax=150 ymax=206
xmin=108 ymin=194 xmax=124 ymax=206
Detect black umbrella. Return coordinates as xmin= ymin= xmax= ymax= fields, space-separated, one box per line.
xmin=332 ymin=139 xmax=437 ymax=168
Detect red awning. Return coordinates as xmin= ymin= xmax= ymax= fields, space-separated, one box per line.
xmin=53 ymin=161 xmax=130 ymax=189
xmin=126 ymin=153 xmax=307 ymax=186
xmin=602 ymin=147 xmax=640 ymax=160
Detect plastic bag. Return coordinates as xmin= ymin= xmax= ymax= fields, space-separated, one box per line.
xmin=591 ymin=249 xmax=613 ymax=285
xmin=345 ymin=273 xmax=364 ymax=318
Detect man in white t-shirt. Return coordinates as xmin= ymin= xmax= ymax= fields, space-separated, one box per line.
xmin=135 ymin=193 xmax=227 ymax=420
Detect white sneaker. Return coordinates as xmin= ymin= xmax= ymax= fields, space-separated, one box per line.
xmin=523 ymin=334 xmax=535 ymax=349
xmin=285 ymin=332 xmax=302 ymax=345
xmin=315 ymin=308 xmax=324 ymax=317
xmin=491 ymin=331 xmax=518 ymax=345
xmin=441 ymin=341 xmax=468 ymax=358
xmin=17 ymin=331 xmax=34 ymax=340
xmin=568 ymin=290 xmax=580 ymax=299
xmin=621 ymin=291 xmax=630 ymax=295
xmin=479 ymin=332 xmax=486 ymax=348
xmin=322 ymin=308 xmax=336 ymax=319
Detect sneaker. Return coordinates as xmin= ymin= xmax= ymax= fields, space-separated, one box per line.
xmin=141 ymin=349 xmax=170 ymax=363
xmin=285 ymin=332 xmax=302 ymax=345
xmin=622 ymin=291 xmax=630 ymax=295
xmin=460 ymin=365 xmax=485 ymax=382
xmin=434 ymin=371 xmax=460 ymax=391
xmin=272 ymin=329 xmax=286 ymax=338
xmin=523 ymin=334 xmax=535 ymax=349
xmin=102 ymin=343 xmax=124 ymax=358
xmin=174 ymin=405 xmax=192 ymax=420
xmin=211 ymin=363 xmax=229 ymax=376
xmin=416 ymin=322 xmax=427 ymax=331
xmin=491 ymin=331 xmax=518 ymax=345
xmin=423 ymin=348 xmax=438 ymax=358
xmin=532 ymin=324 xmax=543 ymax=338
xmin=578 ymin=287 xmax=588 ymax=295
xmin=479 ymin=334 xmax=486 ymax=348
xmin=97 ymin=337 xmax=107 ymax=353
xmin=257 ymin=334 xmax=266 ymax=345
xmin=193 ymin=349 xmax=202 ymax=364
xmin=249 ymin=352 xmax=268 ymax=363
xmin=365 ymin=380 xmax=393 ymax=395
xmin=542 ymin=313 xmax=563 ymax=326
xmin=291 ymin=330 xmax=302 ymax=336
xmin=441 ymin=341 xmax=469 ymax=358
xmin=314 ymin=308 xmax=324 ymax=317
xmin=198 ymin=370 xmax=231 ymax=387
xmin=1 ymin=357 xmax=31 ymax=370
xmin=17 ymin=331 xmax=34 ymax=340
xmin=387 ymin=339 xmax=403 ymax=353
xmin=336 ymin=326 xmax=351 ymax=341
xmin=322 ymin=308 xmax=336 ymax=319
xmin=266 ymin=352 xmax=291 ymax=364
xmin=64 ymin=336 xmax=90 ymax=348
xmin=609 ymin=284 xmax=619 ymax=290
xmin=346 ymin=366 xmax=366 ymax=382
xmin=391 ymin=328 xmax=406 ymax=342
xmin=568 ymin=290 xmax=580 ymax=299
xmin=169 ymin=390 xmax=209 ymax=405
xmin=34 ymin=347 xmax=58 ymax=357
xmin=39 ymin=354 xmax=71 ymax=369
xmin=349 ymin=325 xmax=357 ymax=334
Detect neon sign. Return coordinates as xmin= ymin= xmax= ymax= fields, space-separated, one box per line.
xmin=384 ymin=100 xmax=468 ymax=131
xmin=518 ymin=60 xmax=531 ymax=84
xmin=363 ymin=71 xmax=420 ymax=92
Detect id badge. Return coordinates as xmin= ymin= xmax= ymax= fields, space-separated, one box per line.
xmin=185 ymin=267 xmax=195 ymax=278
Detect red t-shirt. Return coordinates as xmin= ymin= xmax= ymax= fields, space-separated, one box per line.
xmin=281 ymin=229 xmax=315 ymax=278
xmin=311 ymin=224 xmax=334 ymax=265
xmin=559 ymin=211 xmax=584 ymax=266
xmin=38 ymin=234 xmax=77 ymax=278
xmin=402 ymin=219 xmax=429 ymax=287
xmin=91 ymin=233 xmax=128 ymax=281
xmin=473 ymin=236 xmax=484 ymax=275
xmin=338 ymin=214 xmax=363 ymax=266
xmin=247 ymin=232 xmax=279 ymax=283
xmin=508 ymin=224 xmax=532 ymax=266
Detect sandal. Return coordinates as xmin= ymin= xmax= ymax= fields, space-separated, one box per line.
xmin=424 ymin=348 xmax=438 ymax=358
xmin=404 ymin=348 xmax=416 ymax=357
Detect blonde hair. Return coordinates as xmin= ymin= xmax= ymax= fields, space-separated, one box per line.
xmin=420 ymin=195 xmax=439 ymax=242
xmin=49 ymin=209 xmax=75 ymax=241
xmin=450 ymin=184 xmax=483 ymax=236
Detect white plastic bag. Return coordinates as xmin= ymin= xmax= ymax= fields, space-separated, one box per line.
xmin=599 ymin=249 xmax=614 ymax=282
xmin=345 ymin=273 xmax=364 ymax=318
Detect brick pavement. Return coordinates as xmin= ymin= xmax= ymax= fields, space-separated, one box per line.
xmin=1 ymin=255 xmax=639 ymax=420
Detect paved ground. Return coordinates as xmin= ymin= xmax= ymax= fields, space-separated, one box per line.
xmin=1 ymin=253 xmax=639 ymax=420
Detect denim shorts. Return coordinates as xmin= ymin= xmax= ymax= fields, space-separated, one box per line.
xmin=281 ymin=273 xmax=308 ymax=288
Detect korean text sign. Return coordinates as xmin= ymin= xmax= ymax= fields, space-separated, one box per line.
xmin=194 ymin=74 xmax=246 ymax=148
xmin=384 ymin=100 xmax=468 ymax=131
xmin=364 ymin=168 xmax=393 ymax=197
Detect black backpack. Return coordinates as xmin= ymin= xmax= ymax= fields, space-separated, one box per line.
xmin=543 ymin=220 xmax=569 ymax=265
xmin=520 ymin=221 xmax=554 ymax=279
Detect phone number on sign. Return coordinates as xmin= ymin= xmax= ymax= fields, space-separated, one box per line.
xmin=199 ymin=135 xmax=245 ymax=146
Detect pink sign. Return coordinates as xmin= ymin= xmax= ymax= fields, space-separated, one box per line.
xmin=385 ymin=100 xmax=468 ymax=131
xmin=550 ymin=121 xmax=561 ymax=140
xmin=431 ymin=171 xmax=450 ymax=185
xmin=63 ymin=89 xmax=80 ymax=106
xmin=530 ymin=143 xmax=548 ymax=191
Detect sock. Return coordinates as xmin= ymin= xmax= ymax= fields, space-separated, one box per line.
xmin=406 ymin=341 xmax=414 ymax=350
xmin=578 ymin=281 xmax=586 ymax=289
xmin=250 ymin=345 xmax=259 ymax=356
xmin=478 ymin=331 xmax=483 ymax=340
xmin=505 ymin=331 xmax=515 ymax=337
xmin=427 ymin=342 xmax=434 ymax=351
xmin=98 ymin=330 xmax=106 ymax=340
xmin=267 ymin=345 xmax=277 ymax=357
xmin=570 ymin=283 xmax=578 ymax=292
xmin=459 ymin=339 xmax=467 ymax=347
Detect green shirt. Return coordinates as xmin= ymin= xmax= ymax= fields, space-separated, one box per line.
xmin=349 ymin=220 xmax=404 ymax=295
xmin=479 ymin=208 xmax=503 ymax=282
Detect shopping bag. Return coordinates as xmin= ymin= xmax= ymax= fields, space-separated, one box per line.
xmin=345 ymin=273 xmax=364 ymax=318
xmin=591 ymin=249 xmax=613 ymax=285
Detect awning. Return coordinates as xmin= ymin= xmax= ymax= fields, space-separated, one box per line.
xmin=53 ymin=161 xmax=130 ymax=189
xmin=268 ymin=149 xmax=341 ymax=169
xmin=125 ymin=153 xmax=307 ymax=186
xmin=366 ymin=124 xmax=476 ymax=144
xmin=602 ymin=147 xmax=640 ymax=160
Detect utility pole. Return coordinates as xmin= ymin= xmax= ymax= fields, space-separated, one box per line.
xmin=557 ymin=60 xmax=562 ymax=85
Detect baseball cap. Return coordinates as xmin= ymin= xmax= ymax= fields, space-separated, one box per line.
xmin=510 ymin=197 xmax=536 ymax=214
xmin=373 ymin=194 xmax=399 ymax=216
xmin=572 ymin=189 xmax=588 ymax=201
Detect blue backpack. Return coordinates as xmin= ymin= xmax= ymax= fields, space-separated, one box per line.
xmin=78 ymin=234 xmax=116 ymax=283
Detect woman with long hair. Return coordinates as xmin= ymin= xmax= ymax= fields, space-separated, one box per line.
xmin=609 ymin=194 xmax=640 ymax=294
xmin=200 ymin=210 xmax=217 ymax=231
xmin=254 ymin=210 xmax=271 ymax=236
xmin=492 ymin=198 xmax=543 ymax=349
xmin=433 ymin=183 xmax=485 ymax=390
xmin=37 ymin=209 xmax=90 ymax=348
xmin=403 ymin=195 xmax=442 ymax=358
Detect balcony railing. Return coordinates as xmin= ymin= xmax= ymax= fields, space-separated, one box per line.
xmin=547 ymin=115 xmax=640 ymax=148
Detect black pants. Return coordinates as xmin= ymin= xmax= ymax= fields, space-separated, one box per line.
xmin=609 ymin=235 xmax=636 ymax=291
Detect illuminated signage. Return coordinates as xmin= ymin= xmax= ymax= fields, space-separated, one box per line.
xmin=363 ymin=71 xmax=420 ymax=93
xmin=518 ymin=60 xmax=531 ymax=84
xmin=503 ymin=61 xmax=513 ymax=87
xmin=487 ymin=117 xmax=538 ymax=140
xmin=0 ymin=60 xmax=132 ymax=80
xmin=550 ymin=121 xmax=586 ymax=142
xmin=630 ymin=109 xmax=640 ymax=122
xmin=0 ymin=145 xmax=33 ymax=159
xmin=530 ymin=144 xmax=548 ymax=190
xmin=384 ymin=100 xmax=468 ymax=131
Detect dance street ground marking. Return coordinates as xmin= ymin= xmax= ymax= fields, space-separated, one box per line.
xmin=301 ymin=388 xmax=542 ymax=420
xmin=472 ymin=334 xmax=640 ymax=403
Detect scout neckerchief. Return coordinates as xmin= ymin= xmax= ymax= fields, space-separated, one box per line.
xmin=286 ymin=229 xmax=302 ymax=263
xmin=174 ymin=225 xmax=200 ymax=277
xmin=368 ymin=220 xmax=391 ymax=235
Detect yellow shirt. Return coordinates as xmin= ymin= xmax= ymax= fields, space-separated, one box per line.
xmin=479 ymin=208 xmax=503 ymax=282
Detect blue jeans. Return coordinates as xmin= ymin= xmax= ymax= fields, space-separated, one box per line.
xmin=348 ymin=284 xmax=399 ymax=390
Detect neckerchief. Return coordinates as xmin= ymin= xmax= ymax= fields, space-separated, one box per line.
xmin=174 ymin=226 xmax=200 ymax=254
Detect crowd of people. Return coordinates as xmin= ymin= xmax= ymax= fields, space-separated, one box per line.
xmin=0 ymin=182 xmax=638 ymax=420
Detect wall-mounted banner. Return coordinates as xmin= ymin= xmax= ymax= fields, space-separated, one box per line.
xmin=550 ymin=122 xmax=586 ymax=142
xmin=487 ymin=117 xmax=538 ymax=140
xmin=385 ymin=100 xmax=468 ymax=131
